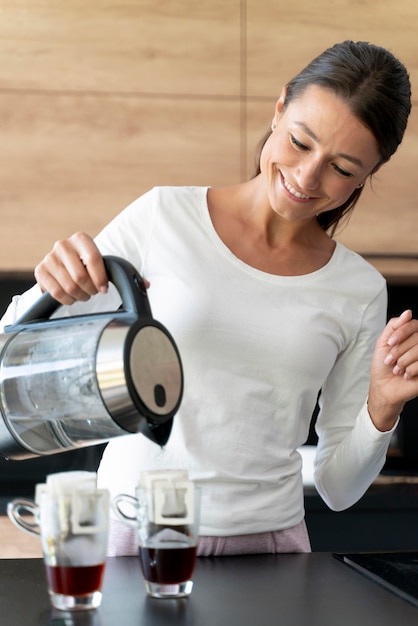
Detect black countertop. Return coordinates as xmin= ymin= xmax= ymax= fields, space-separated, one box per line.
xmin=0 ymin=553 xmax=417 ymax=626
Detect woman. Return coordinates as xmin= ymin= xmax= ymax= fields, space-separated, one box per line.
xmin=3 ymin=40 xmax=418 ymax=556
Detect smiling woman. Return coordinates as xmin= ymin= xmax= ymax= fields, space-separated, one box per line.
xmin=1 ymin=41 xmax=417 ymax=559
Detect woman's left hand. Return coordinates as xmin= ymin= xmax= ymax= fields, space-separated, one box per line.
xmin=368 ymin=309 xmax=418 ymax=431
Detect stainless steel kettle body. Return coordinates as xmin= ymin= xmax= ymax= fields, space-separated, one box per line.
xmin=0 ymin=256 xmax=183 ymax=460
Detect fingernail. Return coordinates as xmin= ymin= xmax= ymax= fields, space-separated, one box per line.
xmin=393 ymin=365 xmax=401 ymax=375
xmin=384 ymin=354 xmax=394 ymax=365
xmin=387 ymin=335 xmax=397 ymax=346
xmin=99 ymin=285 xmax=108 ymax=294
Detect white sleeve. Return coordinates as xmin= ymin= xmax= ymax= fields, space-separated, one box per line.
xmin=314 ymin=400 xmax=397 ymax=510
xmin=313 ymin=285 xmax=395 ymax=511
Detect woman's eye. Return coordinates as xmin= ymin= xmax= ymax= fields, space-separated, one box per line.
xmin=289 ymin=133 xmax=354 ymax=178
xmin=290 ymin=135 xmax=308 ymax=150
xmin=333 ymin=164 xmax=353 ymax=178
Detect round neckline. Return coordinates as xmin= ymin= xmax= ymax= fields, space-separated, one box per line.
xmin=199 ymin=187 xmax=342 ymax=283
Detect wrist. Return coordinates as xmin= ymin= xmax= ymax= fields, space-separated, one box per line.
xmin=367 ymin=394 xmax=403 ymax=432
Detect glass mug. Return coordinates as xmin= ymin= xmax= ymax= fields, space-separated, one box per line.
xmin=7 ymin=471 xmax=109 ymax=611
xmin=113 ymin=470 xmax=201 ymax=599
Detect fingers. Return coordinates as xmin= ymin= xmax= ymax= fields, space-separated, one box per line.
xmin=34 ymin=233 xmax=107 ymax=305
xmin=381 ymin=310 xmax=418 ymax=379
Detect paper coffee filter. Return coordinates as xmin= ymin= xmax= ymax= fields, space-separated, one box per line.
xmin=138 ymin=470 xmax=195 ymax=525
xmin=139 ymin=469 xmax=189 ymax=489
xmin=35 ymin=471 xmax=98 ymax=503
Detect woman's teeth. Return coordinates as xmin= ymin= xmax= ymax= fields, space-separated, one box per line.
xmin=283 ymin=178 xmax=311 ymax=199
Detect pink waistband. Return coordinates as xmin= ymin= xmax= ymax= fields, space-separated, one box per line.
xmin=197 ymin=520 xmax=311 ymax=556
xmin=107 ymin=518 xmax=311 ymax=557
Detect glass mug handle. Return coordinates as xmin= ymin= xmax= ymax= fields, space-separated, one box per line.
xmin=112 ymin=494 xmax=139 ymax=529
xmin=7 ymin=498 xmax=40 ymax=537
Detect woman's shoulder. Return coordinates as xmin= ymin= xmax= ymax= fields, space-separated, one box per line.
xmin=149 ymin=185 xmax=209 ymax=202
xmin=123 ymin=185 xmax=209 ymax=217
xmin=334 ymin=242 xmax=386 ymax=285
xmin=329 ymin=242 xmax=387 ymax=310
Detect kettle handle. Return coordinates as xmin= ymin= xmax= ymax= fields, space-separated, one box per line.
xmin=9 ymin=255 xmax=152 ymax=326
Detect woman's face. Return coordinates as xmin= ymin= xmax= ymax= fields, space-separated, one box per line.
xmin=260 ymin=84 xmax=381 ymax=222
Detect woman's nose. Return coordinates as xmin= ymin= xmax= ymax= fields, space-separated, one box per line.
xmin=295 ymin=159 xmax=322 ymax=191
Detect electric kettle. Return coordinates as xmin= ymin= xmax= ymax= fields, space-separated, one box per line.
xmin=0 ymin=256 xmax=183 ymax=460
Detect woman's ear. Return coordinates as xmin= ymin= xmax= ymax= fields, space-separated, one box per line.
xmin=275 ymin=86 xmax=288 ymax=117
xmin=271 ymin=87 xmax=287 ymax=131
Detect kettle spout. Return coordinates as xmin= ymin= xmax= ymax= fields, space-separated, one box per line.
xmin=140 ymin=418 xmax=174 ymax=447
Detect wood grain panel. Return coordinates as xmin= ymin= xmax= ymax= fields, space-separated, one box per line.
xmin=1 ymin=0 xmax=417 ymax=275
xmin=0 ymin=0 xmax=241 ymax=96
xmin=246 ymin=0 xmax=418 ymax=98
xmin=0 ymin=93 xmax=240 ymax=269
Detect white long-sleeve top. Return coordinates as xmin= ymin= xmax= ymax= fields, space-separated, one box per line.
xmin=1 ymin=186 xmax=396 ymax=536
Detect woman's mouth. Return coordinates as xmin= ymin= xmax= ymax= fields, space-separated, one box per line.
xmin=282 ymin=175 xmax=312 ymax=201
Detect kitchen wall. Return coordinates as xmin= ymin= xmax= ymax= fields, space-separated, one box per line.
xmin=0 ymin=0 xmax=417 ymax=278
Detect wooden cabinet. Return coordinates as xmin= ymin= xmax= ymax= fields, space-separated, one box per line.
xmin=0 ymin=1 xmax=417 ymax=273
xmin=0 ymin=1 xmax=242 ymax=269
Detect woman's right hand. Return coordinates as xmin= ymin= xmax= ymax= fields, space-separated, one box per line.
xmin=34 ymin=232 xmax=108 ymax=305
